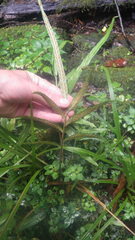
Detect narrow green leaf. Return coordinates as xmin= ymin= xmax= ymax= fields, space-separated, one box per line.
xmin=102 ymin=67 xmax=121 ymax=141
xmin=63 ymin=146 xmax=95 ymax=156
xmin=37 ymin=147 xmax=60 ymax=157
xmin=64 ymin=146 xmax=98 ymax=166
xmin=25 ymin=116 xmax=63 ymax=132
xmin=68 ymin=81 xmax=88 ymax=110
xmin=0 ymin=151 xmax=15 ymax=165
xmin=0 ymin=213 xmax=9 ymax=226
xmin=66 ymin=103 xmax=104 ymax=125
xmin=67 ymin=17 xmax=116 ymax=93
xmin=92 ymin=199 xmax=128 ymax=240
xmin=18 ymin=209 xmax=46 ymax=231
xmin=0 ymin=125 xmax=17 ymax=144
xmin=0 ymin=164 xmax=30 ymax=178
xmin=82 ymin=156 xmax=98 ymax=166
xmin=81 ymin=190 xmax=124 ymax=240
xmin=22 ymin=140 xmax=59 ymax=146
xmin=91 ymin=179 xmax=118 ymax=184
xmin=64 ymin=133 xmax=97 ymax=142
xmin=37 ymin=0 xmax=68 ymax=98
xmin=0 ymin=170 xmax=40 ymax=239
xmin=18 ymin=123 xmax=31 ymax=144
xmin=75 ymin=119 xmax=96 ymax=127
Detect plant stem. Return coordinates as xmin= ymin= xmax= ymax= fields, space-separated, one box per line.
xmin=114 ymin=0 xmax=135 ymax=53
xmin=59 ymin=113 xmax=68 ymax=179
xmin=37 ymin=0 xmax=68 ymax=98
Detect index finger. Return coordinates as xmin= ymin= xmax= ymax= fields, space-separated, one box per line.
xmin=27 ymin=71 xmax=73 ymax=108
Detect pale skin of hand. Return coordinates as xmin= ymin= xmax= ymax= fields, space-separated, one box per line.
xmin=0 ymin=70 xmax=73 ymax=123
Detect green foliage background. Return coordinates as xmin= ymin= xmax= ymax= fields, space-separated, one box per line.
xmin=0 ymin=19 xmax=135 ymax=240
xmin=0 ymin=24 xmax=68 ymax=75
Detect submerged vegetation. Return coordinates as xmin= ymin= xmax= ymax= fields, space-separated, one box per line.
xmin=0 ymin=1 xmax=135 ymax=240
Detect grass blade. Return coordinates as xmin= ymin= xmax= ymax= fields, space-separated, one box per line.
xmin=80 ymin=190 xmax=124 ymax=240
xmin=0 ymin=164 xmax=30 ymax=178
xmin=78 ymin=184 xmax=135 ymax=236
xmin=0 ymin=170 xmax=40 ymax=239
xmin=68 ymin=81 xmax=88 ymax=110
xmin=63 ymin=146 xmax=98 ymax=166
xmin=37 ymin=0 xmax=68 ymax=98
xmin=24 ymin=117 xmax=63 ymax=132
xmin=92 ymin=199 xmax=127 ymax=240
xmin=67 ymin=17 xmax=116 ymax=93
xmin=102 ymin=67 xmax=121 ymax=140
xmin=64 ymin=133 xmax=97 ymax=142
xmin=66 ymin=103 xmax=105 ymax=125
xmin=18 ymin=209 xmax=46 ymax=231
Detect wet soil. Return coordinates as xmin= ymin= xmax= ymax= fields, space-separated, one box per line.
xmin=57 ymin=8 xmax=135 ymax=96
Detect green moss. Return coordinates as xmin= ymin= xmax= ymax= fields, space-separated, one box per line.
xmin=67 ymin=31 xmax=115 ymax=71
xmin=72 ymin=32 xmax=102 ymax=51
xmin=58 ymin=0 xmax=135 ymax=9
xmin=81 ymin=66 xmax=135 ymax=95
xmin=80 ymin=45 xmax=135 ymax=95
xmin=58 ymin=0 xmax=96 ymax=9
xmin=68 ymin=36 xmax=135 ymax=95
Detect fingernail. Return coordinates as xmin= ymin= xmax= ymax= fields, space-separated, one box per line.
xmin=68 ymin=110 xmax=74 ymax=117
xmin=60 ymin=98 xmax=69 ymax=105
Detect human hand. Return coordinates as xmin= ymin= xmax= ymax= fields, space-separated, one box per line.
xmin=0 ymin=70 xmax=73 ymax=123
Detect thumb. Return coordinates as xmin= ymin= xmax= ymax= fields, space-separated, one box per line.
xmin=27 ymin=71 xmax=73 ymax=108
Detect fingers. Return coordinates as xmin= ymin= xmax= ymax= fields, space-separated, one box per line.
xmin=23 ymin=107 xmax=69 ymax=123
xmin=27 ymin=71 xmax=73 ymax=108
xmin=22 ymin=101 xmax=74 ymax=123
xmin=10 ymin=100 xmax=73 ymax=123
xmin=68 ymin=110 xmax=74 ymax=117
xmin=32 ymin=92 xmax=72 ymax=110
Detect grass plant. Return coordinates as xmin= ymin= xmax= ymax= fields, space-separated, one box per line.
xmin=0 ymin=1 xmax=135 ymax=239
xmin=38 ymin=0 xmax=68 ymax=98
